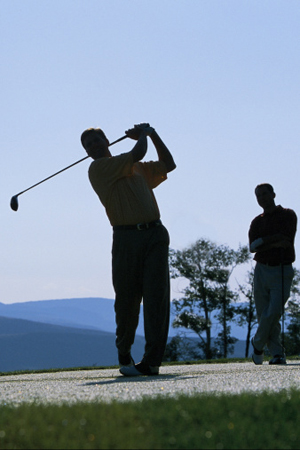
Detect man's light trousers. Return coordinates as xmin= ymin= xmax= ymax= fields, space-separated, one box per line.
xmin=253 ymin=262 xmax=294 ymax=356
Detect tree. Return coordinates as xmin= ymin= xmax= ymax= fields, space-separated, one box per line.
xmin=284 ymin=268 xmax=300 ymax=356
xmin=163 ymin=335 xmax=202 ymax=362
xmin=169 ymin=238 xmax=250 ymax=359
xmin=234 ymin=267 xmax=257 ymax=357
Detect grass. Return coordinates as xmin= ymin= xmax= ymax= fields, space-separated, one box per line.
xmin=0 ymin=390 xmax=299 ymax=449
xmin=1 ymin=358 xmax=300 ymax=449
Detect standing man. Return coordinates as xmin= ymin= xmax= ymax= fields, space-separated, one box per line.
xmin=249 ymin=183 xmax=297 ymax=365
xmin=81 ymin=123 xmax=176 ymax=376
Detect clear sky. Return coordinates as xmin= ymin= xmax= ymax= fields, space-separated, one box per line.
xmin=1 ymin=0 xmax=300 ymax=304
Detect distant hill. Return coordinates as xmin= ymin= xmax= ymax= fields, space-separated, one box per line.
xmin=0 ymin=297 xmax=250 ymax=340
xmin=0 ymin=315 xmax=247 ymax=373
xmin=0 ymin=298 xmax=250 ymax=372
xmin=0 ymin=316 xmax=145 ymax=372
xmin=0 ymin=298 xmax=128 ymax=334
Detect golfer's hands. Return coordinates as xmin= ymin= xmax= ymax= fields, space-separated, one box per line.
xmin=125 ymin=123 xmax=154 ymax=140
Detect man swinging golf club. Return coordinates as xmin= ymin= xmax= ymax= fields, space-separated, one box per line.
xmin=81 ymin=123 xmax=176 ymax=376
xmin=249 ymin=183 xmax=297 ymax=365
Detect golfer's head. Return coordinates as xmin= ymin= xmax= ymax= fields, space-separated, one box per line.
xmin=81 ymin=128 xmax=110 ymax=159
xmin=255 ymin=183 xmax=276 ymax=209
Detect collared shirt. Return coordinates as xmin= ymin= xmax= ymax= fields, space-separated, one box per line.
xmin=88 ymin=152 xmax=167 ymax=226
xmin=248 ymin=205 xmax=297 ymax=265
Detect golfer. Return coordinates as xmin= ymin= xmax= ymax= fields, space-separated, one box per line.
xmin=81 ymin=123 xmax=176 ymax=376
xmin=249 ymin=183 xmax=297 ymax=365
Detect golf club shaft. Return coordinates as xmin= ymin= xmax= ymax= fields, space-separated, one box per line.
xmin=281 ymin=262 xmax=285 ymax=349
xmin=15 ymin=135 xmax=128 ymax=197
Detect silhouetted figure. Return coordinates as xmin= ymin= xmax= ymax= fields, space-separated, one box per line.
xmin=81 ymin=123 xmax=176 ymax=376
xmin=249 ymin=183 xmax=297 ymax=365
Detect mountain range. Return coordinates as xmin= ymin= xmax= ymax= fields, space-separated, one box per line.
xmin=0 ymin=315 xmax=145 ymax=373
xmin=0 ymin=297 xmax=248 ymax=372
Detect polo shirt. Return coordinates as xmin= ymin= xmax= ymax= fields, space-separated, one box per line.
xmin=88 ymin=152 xmax=167 ymax=226
xmin=248 ymin=205 xmax=297 ymax=265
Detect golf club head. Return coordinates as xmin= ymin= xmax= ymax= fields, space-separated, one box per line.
xmin=10 ymin=196 xmax=19 ymax=212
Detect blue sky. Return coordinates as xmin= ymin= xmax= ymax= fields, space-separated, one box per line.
xmin=1 ymin=0 xmax=300 ymax=304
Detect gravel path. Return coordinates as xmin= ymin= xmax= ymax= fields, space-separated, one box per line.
xmin=1 ymin=361 xmax=300 ymax=406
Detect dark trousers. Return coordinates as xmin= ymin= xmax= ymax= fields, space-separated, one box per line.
xmin=112 ymin=224 xmax=170 ymax=366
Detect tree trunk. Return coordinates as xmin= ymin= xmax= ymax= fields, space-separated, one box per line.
xmin=245 ymin=298 xmax=255 ymax=358
xmin=202 ymin=281 xmax=213 ymax=360
xmin=205 ymin=323 xmax=212 ymax=359
xmin=223 ymin=286 xmax=228 ymax=358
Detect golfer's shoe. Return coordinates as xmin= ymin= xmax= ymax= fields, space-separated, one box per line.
xmin=119 ymin=361 xmax=159 ymax=377
xmin=252 ymin=352 xmax=264 ymax=365
xmin=118 ymin=352 xmax=135 ymax=369
xmin=251 ymin=337 xmax=264 ymax=365
xmin=269 ymin=355 xmax=287 ymax=365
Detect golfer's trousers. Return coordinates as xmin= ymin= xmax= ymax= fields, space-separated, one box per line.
xmin=112 ymin=224 xmax=170 ymax=366
xmin=253 ymin=262 xmax=294 ymax=356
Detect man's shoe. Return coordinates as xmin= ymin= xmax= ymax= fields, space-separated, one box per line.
xmin=251 ymin=337 xmax=264 ymax=365
xmin=269 ymin=355 xmax=286 ymax=365
xmin=252 ymin=352 xmax=264 ymax=365
xmin=118 ymin=352 xmax=134 ymax=369
xmin=120 ymin=361 xmax=159 ymax=377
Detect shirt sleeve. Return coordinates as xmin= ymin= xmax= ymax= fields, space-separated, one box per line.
xmin=248 ymin=217 xmax=260 ymax=247
xmin=285 ymin=209 xmax=297 ymax=241
xmin=135 ymin=160 xmax=168 ymax=189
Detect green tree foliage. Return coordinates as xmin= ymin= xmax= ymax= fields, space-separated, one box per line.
xmin=163 ymin=335 xmax=201 ymax=362
xmin=169 ymin=238 xmax=250 ymax=360
xmin=285 ymin=268 xmax=300 ymax=356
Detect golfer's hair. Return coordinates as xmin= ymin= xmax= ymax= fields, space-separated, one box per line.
xmin=80 ymin=128 xmax=109 ymax=147
xmin=255 ymin=183 xmax=275 ymax=195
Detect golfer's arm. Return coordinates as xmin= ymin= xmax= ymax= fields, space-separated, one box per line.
xmin=131 ymin=134 xmax=148 ymax=163
xmin=250 ymin=234 xmax=292 ymax=253
xmin=150 ymin=130 xmax=176 ymax=173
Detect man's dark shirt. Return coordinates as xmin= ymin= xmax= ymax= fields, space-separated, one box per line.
xmin=249 ymin=205 xmax=297 ymax=265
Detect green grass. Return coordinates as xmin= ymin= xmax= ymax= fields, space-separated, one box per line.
xmin=0 ymin=389 xmax=300 ymax=449
xmin=1 ymin=359 xmax=300 ymax=449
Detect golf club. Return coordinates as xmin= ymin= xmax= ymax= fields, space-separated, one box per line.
xmin=281 ymin=262 xmax=285 ymax=350
xmin=10 ymin=134 xmax=128 ymax=211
